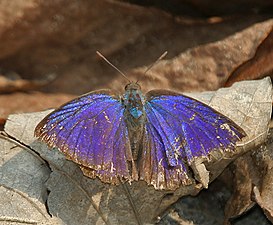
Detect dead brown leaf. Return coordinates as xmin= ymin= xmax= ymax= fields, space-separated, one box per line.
xmin=226 ymin=26 xmax=273 ymax=86
xmin=0 ymin=92 xmax=74 ymax=118
xmin=224 ymin=154 xmax=259 ymax=224
xmin=0 ymin=1 xmax=271 ymax=96
xmin=0 ymin=73 xmax=55 ymax=93
xmin=253 ymin=131 xmax=273 ymax=223
xmin=108 ymin=19 xmax=273 ymax=93
xmin=0 ymin=118 xmax=6 ymax=131
xmin=0 ymin=1 xmax=271 ymax=119
xmin=224 ymin=130 xmax=273 ymax=224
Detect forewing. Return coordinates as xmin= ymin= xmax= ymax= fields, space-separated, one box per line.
xmin=35 ymin=90 xmax=132 ymax=184
xmin=140 ymin=91 xmax=245 ymax=189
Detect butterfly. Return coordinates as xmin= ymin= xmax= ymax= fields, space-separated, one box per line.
xmin=35 ymin=78 xmax=246 ymax=190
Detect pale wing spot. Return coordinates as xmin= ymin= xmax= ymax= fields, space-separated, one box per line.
xmin=172 ymin=137 xmax=183 ymax=160
xmin=189 ymin=113 xmax=197 ymax=121
xmin=220 ymin=123 xmax=237 ymax=136
xmin=103 ymin=111 xmax=111 ymax=123
xmin=110 ymin=162 xmax=115 ymax=173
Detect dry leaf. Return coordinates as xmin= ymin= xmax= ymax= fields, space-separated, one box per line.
xmin=0 ymin=1 xmax=271 ymax=95
xmin=224 ymin=133 xmax=273 ymax=224
xmin=253 ymin=132 xmax=273 ymax=223
xmin=0 ymin=77 xmax=271 ymax=225
xmin=0 ymin=92 xmax=75 ymax=118
xmin=224 ymin=155 xmax=259 ymax=224
xmin=226 ymin=26 xmax=273 ymax=86
xmin=109 ymin=19 xmax=273 ymax=93
xmin=0 ymin=132 xmax=59 ymax=224
xmin=223 ymin=106 xmax=273 ymax=223
xmin=0 ymin=73 xmax=55 ymax=94
xmin=0 ymin=118 xmax=6 ymax=131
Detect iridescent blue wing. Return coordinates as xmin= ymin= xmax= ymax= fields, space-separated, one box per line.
xmin=139 ymin=121 xmax=192 ymax=190
xmin=35 ymin=90 xmax=134 ymax=184
xmin=140 ymin=90 xmax=246 ymax=189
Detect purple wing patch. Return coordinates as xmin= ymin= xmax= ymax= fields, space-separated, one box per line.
xmin=35 ymin=91 xmax=132 ymax=184
xmin=139 ymin=91 xmax=245 ymax=188
xmin=139 ymin=121 xmax=191 ymax=190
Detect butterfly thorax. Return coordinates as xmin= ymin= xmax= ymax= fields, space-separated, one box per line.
xmin=122 ymin=83 xmax=146 ymax=160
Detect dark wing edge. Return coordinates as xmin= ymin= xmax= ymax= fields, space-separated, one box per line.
xmin=35 ymin=90 xmax=134 ymax=185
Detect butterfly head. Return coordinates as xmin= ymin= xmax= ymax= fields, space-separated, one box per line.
xmin=124 ymin=82 xmax=141 ymax=91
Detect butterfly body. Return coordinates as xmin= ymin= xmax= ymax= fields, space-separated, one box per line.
xmin=123 ymin=83 xmax=146 ymax=161
xmin=35 ymin=82 xmax=246 ymax=190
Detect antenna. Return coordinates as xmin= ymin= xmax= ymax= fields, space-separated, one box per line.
xmin=143 ymin=51 xmax=168 ymax=76
xmin=96 ymin=51 xmax=131 ymax=82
